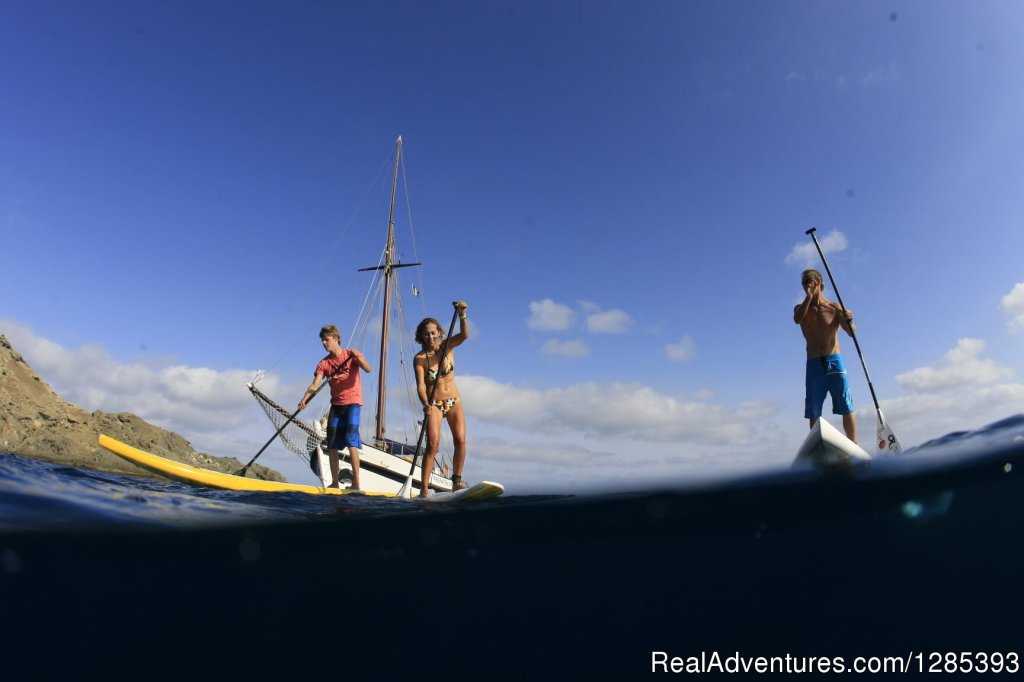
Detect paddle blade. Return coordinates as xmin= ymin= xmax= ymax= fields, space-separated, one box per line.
xmin=875 ymin=410 xmax=902 ymax=454
xmin=396 ymin=475 xmax=414 ymax=499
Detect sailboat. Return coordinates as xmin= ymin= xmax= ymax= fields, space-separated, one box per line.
xmin=99 ymin=137 xmax=500 ymax=499
xmin=246 ymin=136 xmax=459 ymax=496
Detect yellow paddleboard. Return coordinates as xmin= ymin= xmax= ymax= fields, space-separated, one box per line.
xmin=98 ymin=434 xmax=388 ymax=496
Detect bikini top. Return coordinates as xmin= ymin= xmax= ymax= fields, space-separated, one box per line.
xmin=426 ymin=355 xmax=454 ymax=382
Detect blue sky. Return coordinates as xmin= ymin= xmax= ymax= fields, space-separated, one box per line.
xmin=3 ymin=1 xmax=1023 ymax=492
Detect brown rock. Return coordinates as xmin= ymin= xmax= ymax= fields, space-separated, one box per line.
xmin=0 ymin=334 xmax=285 ymax=482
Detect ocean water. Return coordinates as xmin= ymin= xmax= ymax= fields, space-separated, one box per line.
xmin=2 ymin=416 xmax=1023 ymax=678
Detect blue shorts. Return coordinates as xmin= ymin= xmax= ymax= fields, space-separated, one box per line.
xmin=804 ymin=354 xmax=854 ymax=419
xmin=326 ymin=404 xmax=362 ymax=451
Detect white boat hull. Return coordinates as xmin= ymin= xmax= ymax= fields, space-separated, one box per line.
xmin=312 ymin=436 xmax=453 ymax=495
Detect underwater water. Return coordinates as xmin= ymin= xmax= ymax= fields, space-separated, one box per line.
xmin=2 ymin=416 xmax=1023 ymax=677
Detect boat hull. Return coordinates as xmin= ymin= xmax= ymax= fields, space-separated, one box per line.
xmin=311 ymin=437 xmax=454 ymax=494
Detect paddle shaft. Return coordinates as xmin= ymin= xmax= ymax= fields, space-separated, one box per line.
xmin=236 ymin=356 xmax=352 ymax=477
xmin=805 ymin=227 xmax=884 ymax=417
xmin=401 ymin=307 xmax=461 ymax=493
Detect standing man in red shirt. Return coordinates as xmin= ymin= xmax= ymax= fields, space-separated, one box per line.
xmin=298 ymin=325 xmax=372 ymax=490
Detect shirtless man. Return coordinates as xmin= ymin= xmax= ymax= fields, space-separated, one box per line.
xmin=793 ymin=269 xmax=858 ymax=442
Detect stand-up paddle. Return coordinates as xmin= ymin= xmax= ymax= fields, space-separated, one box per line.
xmin=806 ymin=227 xmax=902 ymax=453
xmin=396 ymin=306 xmax=460 ymax=498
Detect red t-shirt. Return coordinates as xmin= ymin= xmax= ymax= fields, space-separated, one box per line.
xmin=315 ymin=350 xmax=362 ymax=406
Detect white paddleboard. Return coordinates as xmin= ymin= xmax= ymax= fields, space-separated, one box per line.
xmin=793 ymin=418 xmax=871 ymax=468
xmin=416 ymin=480 xmax=505 ymax=503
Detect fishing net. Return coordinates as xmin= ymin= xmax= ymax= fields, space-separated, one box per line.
xmin=247 ymin=383 xmax=325 ymax=457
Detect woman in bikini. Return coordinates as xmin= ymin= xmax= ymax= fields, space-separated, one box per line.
xmin=414 ymin=300 xmax=470 ymax=496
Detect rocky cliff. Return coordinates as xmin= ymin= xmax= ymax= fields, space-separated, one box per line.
xmin=0 ymin=334 xmax=285 ymax=482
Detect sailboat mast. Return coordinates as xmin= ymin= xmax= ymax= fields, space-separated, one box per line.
xmin=374 ymin=136 xmax=402 ymax=442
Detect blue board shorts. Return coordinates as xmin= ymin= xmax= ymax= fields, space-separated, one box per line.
xmin=804 ymin=354 xmax=854 ymax=419
xmin=326 ymin=404 xmax=362 ymax=451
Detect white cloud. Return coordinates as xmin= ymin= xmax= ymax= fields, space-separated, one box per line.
xmin=460 ymin=432 xmax=784 ymax=494
xmin=541 ymin=339 xmax=590 ymax=358
xmin=785 ymin=229 xmax=847 ymax=268
xmin=665 ymin=335 xmax=696 ymax=362
xmin=460 ymin=375 xmax=776 ymax=446
xmin=585 ymin=308 xmax=633 ymax=334
xmin=0 ymin=320 xmax=284 ymax=436
xmin=532 ymin=299 xmax=626 ymax=333
xmin=868 ymin=336 xmax=1023 ymax=449
xmin=895 ymin=338 xmax=1013 ymax=393
xmin=530 ymin=299 xmax=634 ymax=335
xmin=527 ymin=299 xmax=575 ymax=331
xmin=1002 ymin=283 xmax=1024 ymax=334
xmin=871 ymin=383 xmax=1024 ymax=452
xmin=469 ymin=434 xmax=612 ymax=466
